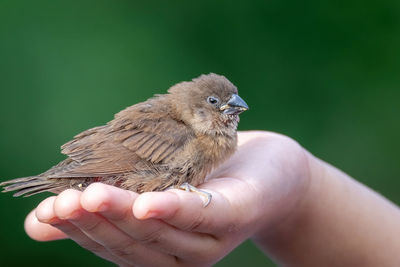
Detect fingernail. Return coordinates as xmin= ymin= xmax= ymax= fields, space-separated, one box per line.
xmin=48 ymin=217 xmax=62 ymax=225
xmin=65 ymin=210 xmax=82 ymax=220
xmin=39 ymin=216 xmax=60 ymax=224
xmin=142 ymin=210 xmax=159 ymax=219
xmin=96 ymin=203 xmax=109 ymax=212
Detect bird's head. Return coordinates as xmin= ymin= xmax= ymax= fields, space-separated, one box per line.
xmin=168 ymin=73 xmax=249 ymax=136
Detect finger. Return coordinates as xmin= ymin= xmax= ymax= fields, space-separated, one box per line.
xmin=80 ymin=183 xmax=137 ymax=218
xmin=25 ymin=207 xmax=67 ymax=241
xmin=80 ymin=183 xmax=219 ymax=262
xmin=35 ymin=191 xmax=128 ymax=265
xmin=133 ymin=186 xmax=247 ymax=239
xmin=56 ymin=188 xmax=177 ymax=266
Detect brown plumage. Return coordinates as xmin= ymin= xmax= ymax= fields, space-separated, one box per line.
xmin=1 ymin=73 xmax=248 ymax=199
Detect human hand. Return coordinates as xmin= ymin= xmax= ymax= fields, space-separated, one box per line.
xmin=25 ymin=131 xmax=310 ymax=266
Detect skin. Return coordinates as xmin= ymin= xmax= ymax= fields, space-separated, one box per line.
xmin=25 ymin=131 xmax=400 ymax=266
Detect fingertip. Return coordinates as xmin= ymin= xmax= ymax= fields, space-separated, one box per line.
xmin=25 ymin=209 xmax=67 ymax=241
xmin=133 ymin=191 xmax=180 ymax=220
xmin=81 ymin=183 xmax=111 ymax=212
xmin=81 ymin=183 xmax=136 ymax=213
xmin=54 ymin=189 xmax=82 ymax=220
xmin=35 ymin=196 xmax=59 ymax=224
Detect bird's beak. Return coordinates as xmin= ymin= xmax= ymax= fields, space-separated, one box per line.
xmin=220 ymin=94 xmax=249 ymax=115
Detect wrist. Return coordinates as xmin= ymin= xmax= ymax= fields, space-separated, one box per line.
xmin=249 ymin=150 xmax=328 ymax=264
xmin=248 ymin=134 xmax=314 ymax=244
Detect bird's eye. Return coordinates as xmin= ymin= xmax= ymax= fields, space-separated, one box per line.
xmin=207 ymin=96 xmax=219 ymax=105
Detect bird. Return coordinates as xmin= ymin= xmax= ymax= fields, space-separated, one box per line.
xmin=0 ymin=73 xmax=248 ymax=206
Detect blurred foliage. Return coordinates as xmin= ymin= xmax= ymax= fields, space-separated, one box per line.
xmin=0 ymin=0 xmax=399 ymax=266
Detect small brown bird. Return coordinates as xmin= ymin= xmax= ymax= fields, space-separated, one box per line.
xmin=1 ymin=73 xmax=248 ymax=206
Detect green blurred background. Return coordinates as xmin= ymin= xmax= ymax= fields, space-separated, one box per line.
xmin=1 ymin=0 xmax=399 ymax=266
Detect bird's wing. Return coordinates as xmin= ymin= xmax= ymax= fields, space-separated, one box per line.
xmin=46 ymin=110 xmax=193 ymax=178
xmin=114 ymin=118 xmax=191 ymax=164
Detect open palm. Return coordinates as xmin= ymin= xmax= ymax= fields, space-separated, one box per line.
xmin=26 ymin=131 xmax=310 ymax=266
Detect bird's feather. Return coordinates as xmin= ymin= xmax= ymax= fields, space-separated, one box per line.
xmin=1 ymin=73 xmax=246 ymax=197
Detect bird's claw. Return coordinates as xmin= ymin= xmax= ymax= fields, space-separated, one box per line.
xmin=168 ymin=182 xmax=212 ymax=207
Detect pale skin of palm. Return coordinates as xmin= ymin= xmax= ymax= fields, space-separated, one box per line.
xmin=25 ymin=131 xmax=400 ymax=266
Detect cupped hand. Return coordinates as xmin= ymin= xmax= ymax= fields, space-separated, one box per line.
xmin=25 ymin=131 xmax=310 ymax=266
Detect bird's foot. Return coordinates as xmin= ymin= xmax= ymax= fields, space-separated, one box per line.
xmin=168 ymin=182 xmax=212 ymax=207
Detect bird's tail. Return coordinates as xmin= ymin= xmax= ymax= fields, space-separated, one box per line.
xmin=0 ymin=176 xmax=59 ymax=197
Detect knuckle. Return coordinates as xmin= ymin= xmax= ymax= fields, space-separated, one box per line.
xmin=56 ymin=223 xmax=79 ymax=236
xmin=136 ymin=227 xmax=164 ymax=245
xmin=84 ymin=219 xmax=103 ymax=232
xmin=111 ymin=243 xmax=136 ymax=258
xmin=111 ymin=209 xmax=131 ymax=222
xmin=183 ymin=213 xmax=205 ymax=232
xmin=107 ymin=238 xmax=133 ymax=252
